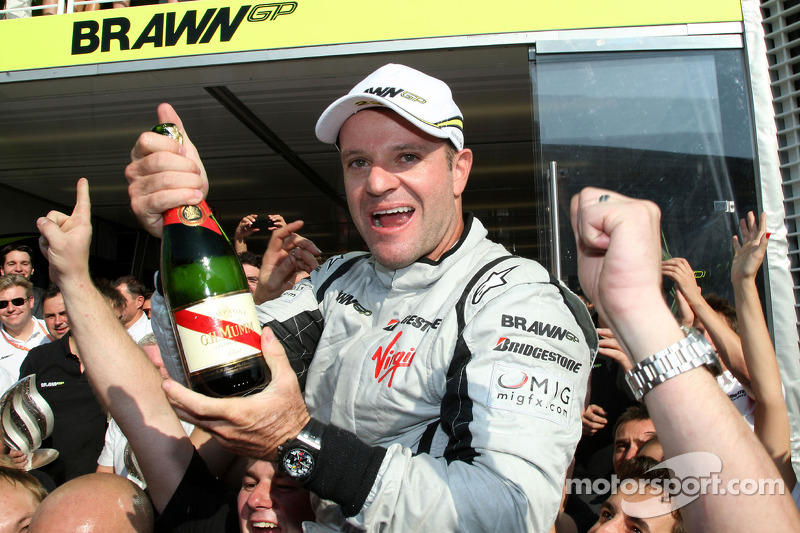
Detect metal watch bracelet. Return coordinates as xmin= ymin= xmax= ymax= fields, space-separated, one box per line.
xmin=624 ymin=329 xmax=723 ymax=402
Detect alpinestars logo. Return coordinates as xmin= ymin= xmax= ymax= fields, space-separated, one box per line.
xmin=472 ymin=266 xmax=517 ymax=304
xmin=371 ymin=331 xmax=416 ymax=388
xmin=325 ymin=254 xmax=346 ymax=271
xmin=335 ymin=292 xmax=372 ymax=316
xmin=72 ymin=2 xmax=297 ymax=55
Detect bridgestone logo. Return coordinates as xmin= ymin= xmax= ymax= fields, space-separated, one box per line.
xmin=493 ymin=338 xmax=582 ymax=373
xmin=383 ymin=315 xmax=442 ymax=332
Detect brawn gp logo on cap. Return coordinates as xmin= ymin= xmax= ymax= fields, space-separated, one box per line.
xmin=364 ymin=87 xmax=427 ymax=104
xmin=315 ymin=63 xmax=465 ymax=151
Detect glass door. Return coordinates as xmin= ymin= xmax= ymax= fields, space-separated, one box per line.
xmin=533 ymin=49 xmax=758 ymax=302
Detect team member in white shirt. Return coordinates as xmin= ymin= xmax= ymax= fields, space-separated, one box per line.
xmin=0 ymin=275 xmax=51 ymax=381
xmin=113 ymin=275 xmax=152 ymax=343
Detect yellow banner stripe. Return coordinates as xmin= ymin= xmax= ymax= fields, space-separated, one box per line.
xmin=1 ymin=0 xmax=743 ymax=73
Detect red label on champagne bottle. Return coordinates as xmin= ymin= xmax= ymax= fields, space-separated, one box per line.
xmin=172 ymin=292 xmax=263 ymax=373
xmin=174 ymin=308 xmax=261 ymax=352
xmin=163 ymin=201 xmax=222 ymax=236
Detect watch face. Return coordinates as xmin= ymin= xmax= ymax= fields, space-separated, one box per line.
xmin=283 ymin=447 xmax=314 ymax=478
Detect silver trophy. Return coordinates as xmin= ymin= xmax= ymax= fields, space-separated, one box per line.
xmin=0 ymin=374 xmax=57 ymax=470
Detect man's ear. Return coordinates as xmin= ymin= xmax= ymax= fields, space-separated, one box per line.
xmin=452 ymin=148 xmax=473 ymax=197
xmin=135 ymin=295 xmax=145 ymax=310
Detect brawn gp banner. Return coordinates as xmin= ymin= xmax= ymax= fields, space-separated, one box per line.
xmin=1 ymin=0 xmax=743 ymax=73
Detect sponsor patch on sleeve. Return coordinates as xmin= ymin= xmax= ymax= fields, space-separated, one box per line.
xmin=487 ymin=361 xmax=575 ymax=428
xmin=278 ymin=281 xmax=311 ymax=302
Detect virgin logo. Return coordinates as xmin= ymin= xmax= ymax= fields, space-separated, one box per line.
xmin=371 ymin=331 xmax=416 ymax=388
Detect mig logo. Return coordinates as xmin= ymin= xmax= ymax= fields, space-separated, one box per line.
xmin=487 ymin=361 xmax=575 ymax=428
xmin=371 ymin=331 xmax=416 ymax=388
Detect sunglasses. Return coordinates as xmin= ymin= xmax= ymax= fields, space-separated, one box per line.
xmin=0 ymin=297 xmax=29 ymax=310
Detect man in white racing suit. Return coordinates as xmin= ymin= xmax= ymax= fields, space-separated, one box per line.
xmin=129 ymin=63 xmax=598 ymax=532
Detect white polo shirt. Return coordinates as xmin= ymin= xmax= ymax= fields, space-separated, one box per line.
xmin=717 ymin=370 xmax=756 ymax=429
xmin=126 ymin=313 xmax=153 ymax=344
xmin=97 ymin=418 xmax=194 ymax=489
xmin=0 ymin=366 xmax=13 ymax=396
xmin=0 ymin=319 xmax=51 ymax=381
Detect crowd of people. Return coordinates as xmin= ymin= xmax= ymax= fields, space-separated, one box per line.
xmin=0 ymin=0 xmax=194 ymax=19
xmin=0 ymin=63 xmax=798 ymax=532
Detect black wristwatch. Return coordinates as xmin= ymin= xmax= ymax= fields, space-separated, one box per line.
xmin=277 ymin=418 xmax=325 ymax=481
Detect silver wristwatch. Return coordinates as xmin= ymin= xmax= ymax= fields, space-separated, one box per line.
xmin=625 ymin=330 xmax=723 ymax=401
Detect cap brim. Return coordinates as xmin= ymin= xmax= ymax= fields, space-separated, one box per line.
xmin=315 ymin=93 xmax=455 ymax=146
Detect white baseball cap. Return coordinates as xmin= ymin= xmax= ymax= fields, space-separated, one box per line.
xmin=315 ymin=63 xmax=464 ymax=150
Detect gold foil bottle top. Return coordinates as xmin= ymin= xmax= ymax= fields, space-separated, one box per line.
xmin=151 ymin=123 xmax=183 ymax=144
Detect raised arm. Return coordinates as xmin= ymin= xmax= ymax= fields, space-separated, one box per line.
xmin=234 ymin=214 xmax=259 ymax=253
xmin=253 ymin=220 xmax=321 ymax=305
xmin=596 ymin=328 xmax=633 ymax=373
xmin=571 ymin=188 xmax=800 ymax=531
xmin=731 ymin=212 xmax=795 ymax=487
xmin=36 ymin=179 xmax=193 ymax=512
xmin=662 ymin=257 xmax=749 ymax=384
xmin=124 ymin=103 xmax=208 ymax=238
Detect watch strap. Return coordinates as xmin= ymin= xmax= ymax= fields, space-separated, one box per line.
xmin=625 ymin=330 xmax=723 ymax=401
xmin=277 ymin=417 xmax=326 ymax=483
xmin=279 ymin=417 xmax=325 ymax=455
xmin=277 ymin=420 xmax=389 ymax=517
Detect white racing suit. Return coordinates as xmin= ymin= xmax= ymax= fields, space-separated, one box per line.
xmin=153 ymin=214 xmax=597 ymax=532
xmin=255 ymin=214 xmax=598 ymax=532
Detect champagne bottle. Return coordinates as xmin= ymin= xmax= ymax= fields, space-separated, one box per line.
xmin=154 ymin=123 xmax=270 ymax=397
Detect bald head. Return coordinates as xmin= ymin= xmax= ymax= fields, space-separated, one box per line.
xmin=29 ymin=473 xmax=153 ymax=533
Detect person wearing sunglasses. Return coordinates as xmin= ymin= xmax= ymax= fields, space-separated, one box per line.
xmin=0 ymin=274 xmax=51 ymax=381
xmin=0 ymin=244 xmax=46 ymax=320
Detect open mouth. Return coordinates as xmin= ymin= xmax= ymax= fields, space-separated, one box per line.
xmin=372 ymin=207 xmax=414 ymax=228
